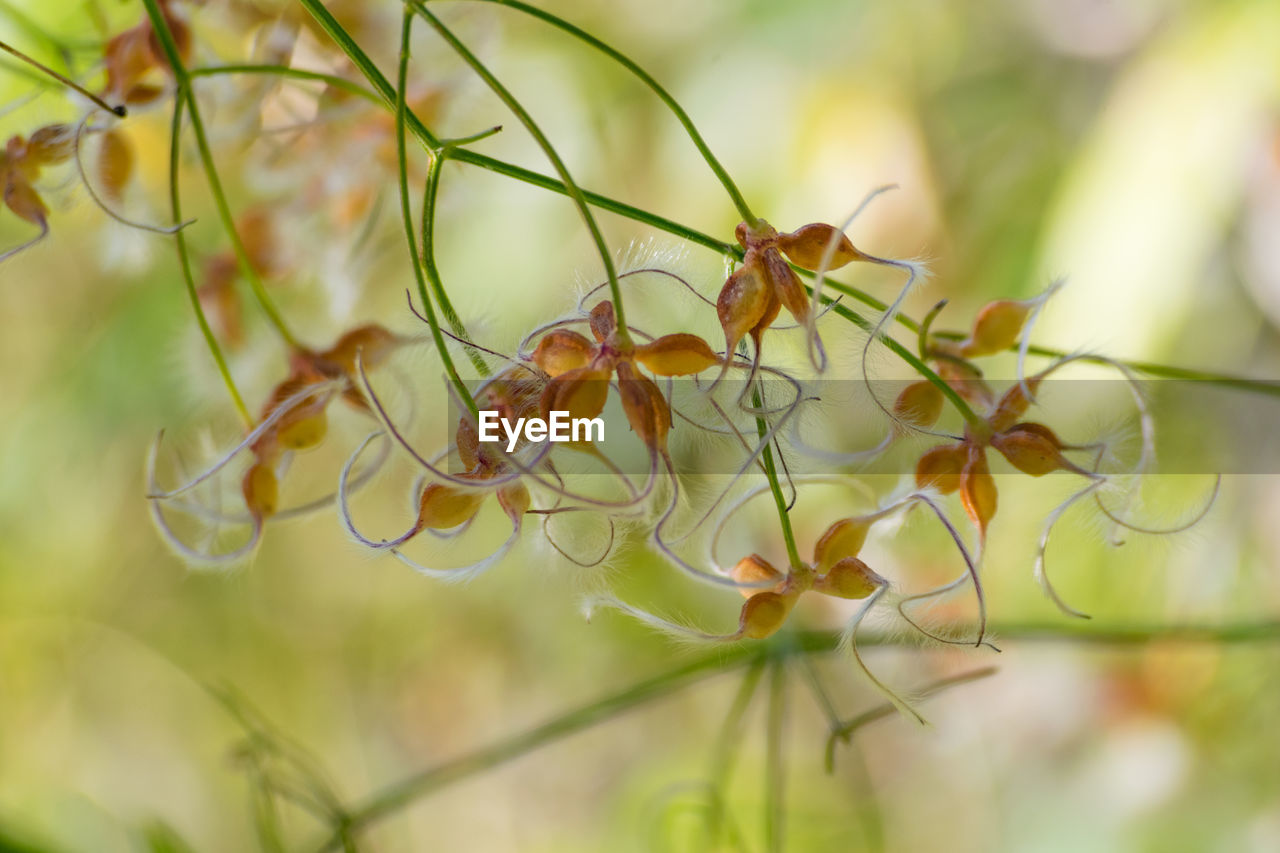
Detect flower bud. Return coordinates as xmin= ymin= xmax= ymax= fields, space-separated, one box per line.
xmin=812 ymin=517 xmax=871 ymax=572
xmin=633 ymin=334 xmax=720 ymax=376
xmin=730 ymin=553 xmax=785 ymax=598
xmin=531 ymin=329 xmax=595 ymax=377
xmin=813 ymin=556 xmax=884 ymax=600
xmin=915 ymin=443 xmax=968 ymax=494
xmin=775 ymin=222 xmax=865 ymax=271
xmin=737 ymin=591 xmax=796 ymax=640
xmin=893 ymin=380 xmax=944 ymax=430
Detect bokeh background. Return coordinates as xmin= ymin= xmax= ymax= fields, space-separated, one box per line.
xmin=3 ymin=0 xmax=1280 ymax=850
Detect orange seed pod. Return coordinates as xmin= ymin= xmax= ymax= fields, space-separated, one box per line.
xmin=497 ymin=482 xmax=531 ymax=523
xmin=716 ymin=261 xmax=773 ymax=358
xmin=813 ymin=556 xmax=884 ymax=600
xmin=775 ymin=222 xmax=865 ymax=271
xmin=4 ymin=174 xmax=48 ymax=227
xmin=737 ymin=591 xmax=796 ymax=640
xmin=812 ymin=517 xmax=872 ymax=572
xmin=959 ymin=299 xmax=1032 ymax=358
xmin=531 ymin=330 xmax=595 ymax=377
xmin=242 ymin=462 xmax=279 ymax=519
xmin=416 ymin=483 xmax=486 ymax=530
xmin=915 ymin=443 xmax=968 ymax=494
xmin=991 ymin=423 xmax=1071 ymax=477
xmin=959 ymin=446 xmax=998 ymax=537
xmin=729 ymin=553 xmax=785 ymax=598
xmin=893 ymin=380 xmax=945 ymax=430
xmin=987 ymin=376 xmax=1044 ymax=433
xmin=97 ymin=129 xmax=134 ymax=202
xmin=615 ymin=362 xmax=671 ymax=452
xmin=539 ymin=365 xmax=611 ymax=423
xmin=763 ymin=247 xmax=810 ymax=324
xmin=633 ymin=333 xmax=720 ymax=376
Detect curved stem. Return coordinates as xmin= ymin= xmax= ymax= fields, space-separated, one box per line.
xmin=166 ymin=93 xmax=252 ymax=427
xmin=142 ymin=0 xmax=299 ymax=348
xmin=753 ymin=381 xmax=804 ymax=571
xmin=298 ymin=0 xmax=1275 ymax=402
xmin=423 ymin=152 xmax=489 ymax=375
xmin=409 ymin=1 xmax=632 ymax=344
xmin=444 ymin=0 xmax=758 ymax=226
xmin=395 ymin=9 xmax=478 ymax=417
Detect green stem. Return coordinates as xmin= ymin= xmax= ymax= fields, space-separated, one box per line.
xmin=188 ymin=64 xmax=381 ymax=103
xmin=306 ymin=616 xmax=1280 ymax=851
xmin=298 ymin=0 xmax=1275 ymax=403
xmin=752 ymin=380 xmax=804 ymax=570
xmin=409 ymin=1 xmax=633 ymax=344
xmin=423 ymin=152 xmax=489 ymax=375
xmin=395 ymin=9 xmax=479 ymax=417
xmin=143 ymin=0 xmax=299 ymax=349
xmin=167 ymin=93 xmax=252 ymax=427
xmin=446 ymin=0 xmax=758 ymax=226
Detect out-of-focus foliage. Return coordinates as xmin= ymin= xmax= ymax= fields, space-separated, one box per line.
xmin=2 ymin=0 xmax=1279 ymax=851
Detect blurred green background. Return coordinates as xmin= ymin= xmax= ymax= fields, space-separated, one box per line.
xmin=3 ymin=0 xmax=1280 ymax=850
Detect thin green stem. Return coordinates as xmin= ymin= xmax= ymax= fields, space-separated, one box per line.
xmin=142 ymin=0 xmax=299 ymax=349
xmin=751 ymin=380 xmax=804 ymax=570
xmin=0 ymin=37 xmax=125 ymax=115
xmin=423 ymin=152 xmax=488 ymax=375
xmin=167 ymin=95 xmax=252 ymax=428
xmin=299 ymin=0 xmax=1275 ymax=403
xmin=188 ymin=64 xmax=381 ymax=103
xmin=409 ymin=1 xmax=633 ymax=344
xmin=446 ymin=0 xmax=758 ymax=226
xmin=395 ymin=9 xmax=479 ymax=416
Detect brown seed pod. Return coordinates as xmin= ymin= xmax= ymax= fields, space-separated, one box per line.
xmin=813 ymin=556 xmax=884 ymax=600
xmin=762 ymin=246 xmax=809 ymax=324
xmin=531 ymin=329 xmax=596 ymax=377
xmin=633 ymin=333 xmax=720 ymax=377
xmin=775 ymin=222 xmax=865 ymax=271
xmin=26 ymin=125 xmax=75 ymax=168
xmin=588 ymin=300 xmax=617 ymax=343
xmin=991 ymin=422 xmax=1072 ymax=477
xmin=729 ymin=553 xmax=786 ymax=598
xmin=615 ymin=362 xmax=671 ymax=452
xmin=716 ymin=260 xmax=772 ymax=361
xmin=915 ymin=443 xmax=968 ymax=494
xmin=319 ymin=324 xmax=400 ymax=377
